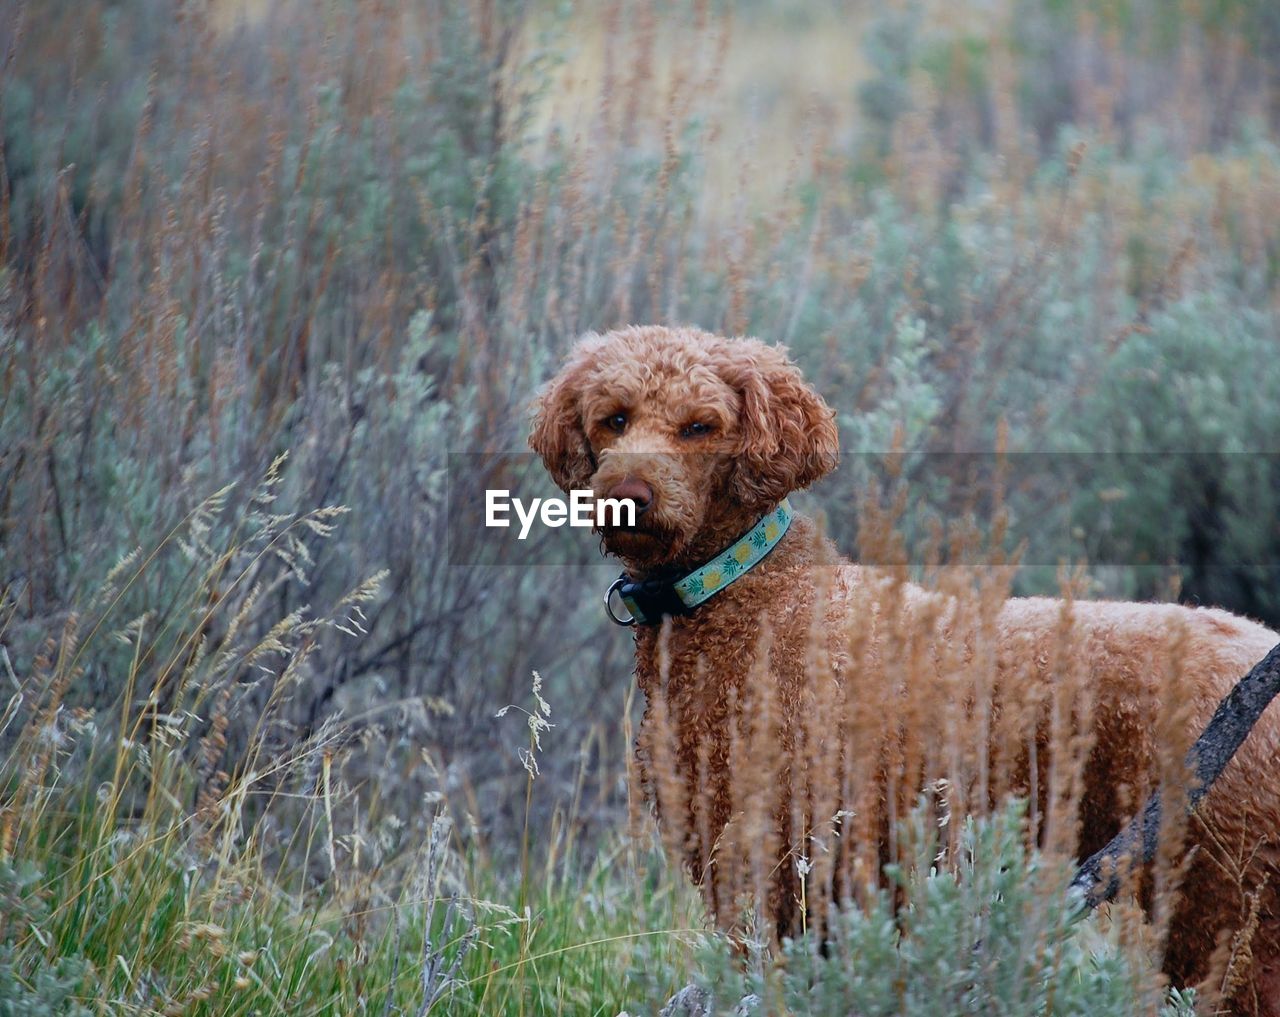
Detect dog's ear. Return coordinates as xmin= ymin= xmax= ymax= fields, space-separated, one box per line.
xmin=529 ymin=339 xmax=600 ymax=492
xmin=712 ymin=339 xmax=839 ymax=510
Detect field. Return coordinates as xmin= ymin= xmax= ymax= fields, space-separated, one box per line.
xmin=3 ymin=0 xmax=1280 ymax=1012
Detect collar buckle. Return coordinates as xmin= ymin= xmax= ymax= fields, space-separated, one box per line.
xmin=604 ymin=576 xmax=638 ymax=627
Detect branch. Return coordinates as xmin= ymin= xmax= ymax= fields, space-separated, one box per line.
xmin=1071 ymin=639 xmax=1280 ymax=909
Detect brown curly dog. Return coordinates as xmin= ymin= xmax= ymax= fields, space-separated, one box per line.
xmin=530 ymin=324 xmax=1280 ymax=1014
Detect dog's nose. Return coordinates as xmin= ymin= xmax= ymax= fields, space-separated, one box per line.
xmin=606 ymin=476 xmax=653 ymax=516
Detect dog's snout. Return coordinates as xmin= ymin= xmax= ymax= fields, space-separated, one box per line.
xmin=606 ymin=476 xmax=654 ymax=516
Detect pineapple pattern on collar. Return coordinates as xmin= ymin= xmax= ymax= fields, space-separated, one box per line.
xmin=616 ymin=500 xmax=794 ymax=625
xmin=674 ymin=499 xmax=792 ymax=610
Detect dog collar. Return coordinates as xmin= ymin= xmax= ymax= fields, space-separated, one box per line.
xmin=604 ymin=499 xmax=793 ymax=626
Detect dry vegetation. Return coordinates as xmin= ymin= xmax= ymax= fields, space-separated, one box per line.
xmin=2 ymin=0 xmax=1280 ymax=1012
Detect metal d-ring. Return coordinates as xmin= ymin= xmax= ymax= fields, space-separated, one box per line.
xmin=604 ymin=576 xmax=637 ymax=626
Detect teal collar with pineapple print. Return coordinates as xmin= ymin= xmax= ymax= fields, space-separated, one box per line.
xmin=604 ymin=498 xmax=793 ymax=626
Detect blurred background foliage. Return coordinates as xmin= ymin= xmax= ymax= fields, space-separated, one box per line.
xmin=7 ymin=0 xmax=1280 ymax=854
xmin=1 ymin=0 xmax=1279 ymax=1009
xmin=6 ymin=0 xmax=1280 ymax=866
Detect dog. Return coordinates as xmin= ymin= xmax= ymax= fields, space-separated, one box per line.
xmin=530 ymin=324 xmax=1280 ymax=1013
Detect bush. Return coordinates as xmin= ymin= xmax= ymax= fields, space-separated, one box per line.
xmin=0 ymin=862 xmax=93 ymax=1017
xmin=647 ymin=801 xmax=1195 ymax=1017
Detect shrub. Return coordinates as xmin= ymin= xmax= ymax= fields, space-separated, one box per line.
xmin=647 ymin=801 xmax=1196 ymax=1017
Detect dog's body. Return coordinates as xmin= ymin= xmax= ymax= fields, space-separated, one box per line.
xmin=531 ymin=325 xmax=1280 ymax=1013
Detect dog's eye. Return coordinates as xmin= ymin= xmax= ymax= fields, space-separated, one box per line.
xmin=680 ymin=421 xmax=713 ymax=439
xmin=604 ymin=413 xmax=628 ymax=434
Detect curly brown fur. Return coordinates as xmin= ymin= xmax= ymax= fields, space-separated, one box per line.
xmin=530 ymin=324 xmax=1280 ymax=1015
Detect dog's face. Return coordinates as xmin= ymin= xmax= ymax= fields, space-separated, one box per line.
xmin=529 ymin=326 xmax=838 ymax=574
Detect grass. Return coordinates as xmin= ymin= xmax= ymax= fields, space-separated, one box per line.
xmin=8 ymin=793 xmax=702 ymax=1015
xmin=15 ymin=805 xmax=700 ymax=1015
xmin=0 ymin=476 xmax=706 ymax=1014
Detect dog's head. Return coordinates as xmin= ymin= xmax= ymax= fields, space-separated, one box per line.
xmin=529 ymin=325 xmax=838 ymax=574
